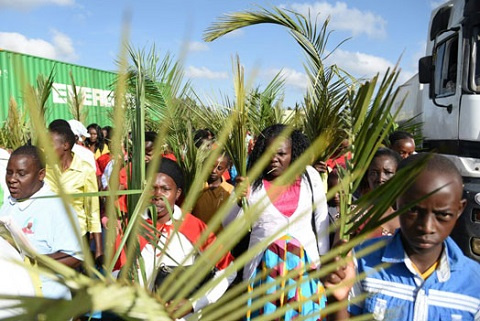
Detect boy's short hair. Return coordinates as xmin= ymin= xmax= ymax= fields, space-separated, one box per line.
xmin=398 ymin=153 xmax=463 ymax=195
xmin=145 ymin=131 xmax=157 ymax=143
xmin=389 ymin=130 xmax=414 ymax=145
xmin=211 ymin=144 xmax=231 ymax=162
xmin=11 ymin=145 xmax=46 ymax=170
xmin=48 ymin=119 xmax=70 ymax=130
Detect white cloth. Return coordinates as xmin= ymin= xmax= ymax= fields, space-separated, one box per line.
xmin=72 ymin=144 xmax=96 ymax=170
xmin=68 ymin=119 xmax=90 ymax=142
xmin=101 ymin=159 xmax=114 ymax=189
xmin=0 ymin=236 xmax=35 ymax=318
xmin=137 ymin=205 xmax=236 ymax=313
xmin=224 ymin=166 xmax=330 ymax=280
xmin=0 ymin=183 xmax=83 ymax=299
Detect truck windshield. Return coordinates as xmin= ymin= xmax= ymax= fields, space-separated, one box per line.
xmin=471 ymin=26 xmax=480 ymax=93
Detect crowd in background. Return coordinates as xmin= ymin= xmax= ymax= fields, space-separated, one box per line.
xmin=0 ymin=119 xmax=479 ymax=321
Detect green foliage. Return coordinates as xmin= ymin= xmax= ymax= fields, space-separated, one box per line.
xmin=247 ymin=71 xmax=286 ymax=135
xmin=204 ymin=6 xmax=354 ymax=161
xmin=1 ymin=6 xmax=434 ymax=321
xmin=0 ymin=98 xmax=29 ymax=149
xmin=67 ymin=71 xmax=89 ymax=123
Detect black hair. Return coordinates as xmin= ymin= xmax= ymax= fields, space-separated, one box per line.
xmin=155 ymin=157 xmax=185 ymax=191
xmin=204 ymin=128 xmax=215 ymax=139
xmin=49 ymin=126 xmax=76 ymax=150
xmin=85 ymin=123 xmax=106 ymax=153
xmin=398 ymin=153 xmax=463 ymax=188
xmin=327 ymin=168 xmax=339 ymax=188
xmin=11 ymin=145 xmax=46 ymax=170
xmin=102 ymin=126 xmax=113 ymax=144
xmin=370 ymin=147 xmax=402 ymax=169
xmin=145 ymin=131 xmax=157 ymax=143
xmin=194 ymin=129 xmax=211 ymax=148
xmin=248 ymin=124 xmax=310 ymax=191
xmin=389 ymin=130 xmax=414 ymax=146
xmin=48 ymin=119 xmax=70 ymax=130
xmin=213 ymin=148 xmax=232 ymax=168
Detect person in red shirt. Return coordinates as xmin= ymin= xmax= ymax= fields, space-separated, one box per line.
xmin=114 ymin=158 xmax=236 ymax=318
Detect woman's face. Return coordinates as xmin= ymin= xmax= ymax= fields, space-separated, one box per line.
xmin=88 ymin=128 xmax=98 ymax=143
xmin=265 ymin=137 xmax=292 ymax=180
xmin=367 ymin=155 xmax=397 ymax=190
xmin=102 ymin=129 xmax=108 ymax=140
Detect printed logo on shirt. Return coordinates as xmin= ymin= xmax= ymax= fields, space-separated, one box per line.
xmin=451 ymin=314 xmax=462 ymax=321
xmin=22 ymin=218 xmax=35 ymax=234
xmin=373 ymin=298 xmax=387 ymax=320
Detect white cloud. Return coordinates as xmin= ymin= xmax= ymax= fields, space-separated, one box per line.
xmin=286 ymin=2 xmax=387 ymax=39
xmin=185 ymin=66 xmax=228 ymax=79
xmin=0 ymin=31 xmax=77 ymax=61
xmin=327 ymin=49 xmax=415 ymax=84
xmin=186 ymin=41 xmax=209 ymax=52
xmin=328 ymin=49 xmax=392 ymax=78
xmin=52 ymin=29 xmax=78 ymax=61
xmin=0 ymin=0 xmax=73 ymax=10
xmin=264 ymin=68 xmax=309 ymax=91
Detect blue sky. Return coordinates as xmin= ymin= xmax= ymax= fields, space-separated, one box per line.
xmin=0 ymin=0 xmax=447 ymax=107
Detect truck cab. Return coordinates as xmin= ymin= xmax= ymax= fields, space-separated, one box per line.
xmin=393 ymin=0 xmax=480 ymax=261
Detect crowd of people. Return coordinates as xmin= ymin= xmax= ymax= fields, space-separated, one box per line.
xmin=0 ymin=119 xmax=479 ymax=321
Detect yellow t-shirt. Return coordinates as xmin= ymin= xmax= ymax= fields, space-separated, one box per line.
xmin=45 ymin=153 xmax=101 ymax=234
xmin=94 ymin=144 xmax=110 ymax=160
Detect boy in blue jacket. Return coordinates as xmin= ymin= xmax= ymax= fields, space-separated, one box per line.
xmin=325 ymin=153 xmax=480 ymax=321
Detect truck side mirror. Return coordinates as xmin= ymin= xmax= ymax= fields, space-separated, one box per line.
xmin=419 ymin=56 xmax=433 ymax=84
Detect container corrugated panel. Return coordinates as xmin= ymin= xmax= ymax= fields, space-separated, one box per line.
xmin=0 ymin=49 xmax=116 ymax=126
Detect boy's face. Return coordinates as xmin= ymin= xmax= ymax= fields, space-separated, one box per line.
xmin=397 ymin=170 xmax=466 ymax=257
xmin=145 ymin=141 xmax=154 ymax=163
xmin=151 ymin=173 xmax=181 ymax=223
xmin=208 ymin=155 xmax=229 ymax=184
xmin=392 ymin=138 xmax=415 ymax=159
xmin=327 ymin=175 xmax=340 ymax=208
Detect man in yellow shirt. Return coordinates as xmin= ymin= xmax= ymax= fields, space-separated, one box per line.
xmin=45 ymin=125 xmax=103 ymax=264
xmin=192 ymin=151 xmax=233 ymax=226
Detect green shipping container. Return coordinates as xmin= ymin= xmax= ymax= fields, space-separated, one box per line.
xmin=0 ymin=49 xmax=116 ymax=126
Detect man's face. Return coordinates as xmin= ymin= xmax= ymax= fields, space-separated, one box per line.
xmin=6 ymin=155 xmax=45 ymax=200
xmin=50 ymin=132 xmax=68 ymax=158
xmin=151 ymin=173 xmax=181 ymax=223
xmin=397 ymin=170 xmax=466 ymax=258
xmin=208 ymin=155 xmax=229 ymax=184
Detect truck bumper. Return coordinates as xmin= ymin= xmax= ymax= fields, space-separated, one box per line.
xmin=451 ymin=177 xmax=480 ymax=262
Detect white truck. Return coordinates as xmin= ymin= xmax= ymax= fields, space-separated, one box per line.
xmin=392 ymin=0 xmax=480 ymax=261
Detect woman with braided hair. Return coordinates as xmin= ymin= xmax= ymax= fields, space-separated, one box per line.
xmin=224 ymin=124 xmax=329 ymax=321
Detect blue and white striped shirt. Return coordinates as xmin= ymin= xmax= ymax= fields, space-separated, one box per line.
xmin=349 ymin=232 xmax=480 ymax=321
